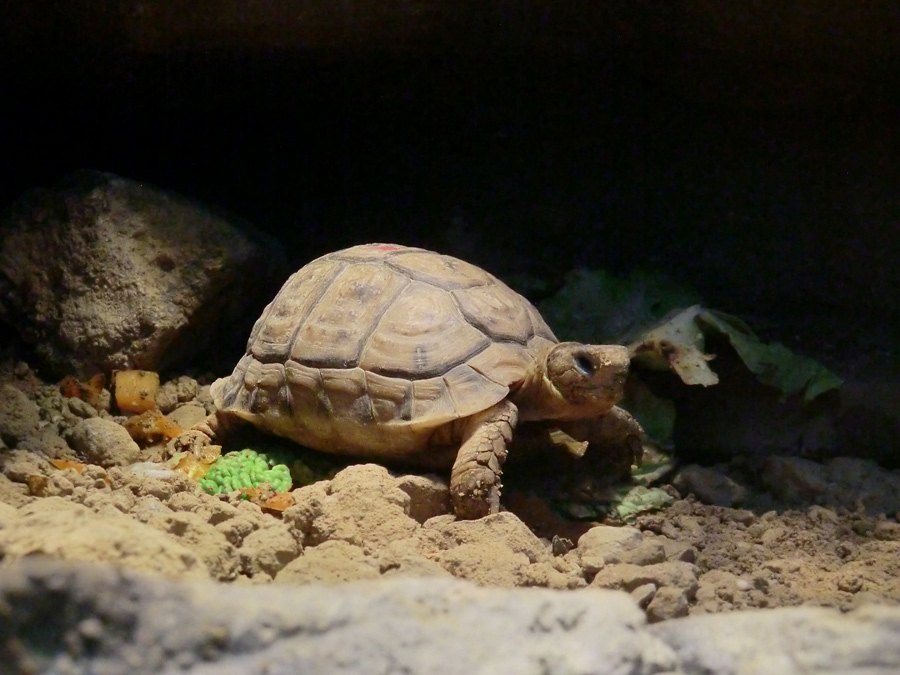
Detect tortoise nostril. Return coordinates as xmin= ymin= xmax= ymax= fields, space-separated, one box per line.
xmin=574 ymin=354 xmax=595 ymax=377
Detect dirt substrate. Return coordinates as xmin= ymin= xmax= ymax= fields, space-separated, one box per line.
xmin=1 ymin=358 xmax=899 ymax=624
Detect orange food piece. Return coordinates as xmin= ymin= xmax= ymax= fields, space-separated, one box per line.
xmin=48 ymin=459 xmax=89 ymax=473
xmin=173 ymin=446 xmax=222 ymax=481
xmin=58 ymin=374 xmax=107 ymax=408
xmin=263 ymin=492 xmax=295 ymax=512
xmin=123 ymin=409 xmax=183 ymax=444
xmin=114 ymin=370 xmax=160 ymax=413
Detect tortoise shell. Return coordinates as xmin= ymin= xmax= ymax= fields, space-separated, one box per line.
xmin=211 ymin=243 xmax=558 ymax=462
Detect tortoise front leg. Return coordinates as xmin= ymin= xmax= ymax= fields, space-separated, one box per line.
xmin=449 ymin=400 xmax=518 ymax=519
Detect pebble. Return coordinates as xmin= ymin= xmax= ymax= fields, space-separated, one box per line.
xmin=67 ymin=417 xmax=141 ymax=467
xmin=673 ymin=464 xmax=748 ymax=507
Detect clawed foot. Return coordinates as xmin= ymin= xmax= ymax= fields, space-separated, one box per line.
xmin=450 ymin=467 xmax=502 ymax=519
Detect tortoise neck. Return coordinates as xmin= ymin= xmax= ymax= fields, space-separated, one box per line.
xmin=512 ymin=349 xmax=570 ymax=421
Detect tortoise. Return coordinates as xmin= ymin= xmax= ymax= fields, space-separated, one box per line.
xmin=195 ymin=243 xmax=643 ymax=519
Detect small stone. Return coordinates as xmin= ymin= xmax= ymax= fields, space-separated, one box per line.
xmin=0 ymin=449 xmax=53 ymax=483
xmin=673 ymin=464 xmax=748 ymax=507
xmin=760 ymin=526 xmax=787 ymax=546
xmin=240 ymin=524 xmax=302 ymax=577
xmin=836 ymin=574 xmax=863 ymax=594
xmin=646 ymin=586 xmax=689 ymax=622
xmin=836 ymin=541 xmax=858 ymax=559
xmin=551 ymin=535 xmax=574 ymax=557
xmin=66 ymin=417 xmax=141 ymax=467
xmin=762 ymin=456 xmax=829 ymax=502
xmin=874 ymin=520 xmax=900 ymax=541
xmin=66 ymin=397 xmax=99 ymax=419
xmin=617 ymin=540 xmax=667 ymax=566
xmin=661 ymin=540 xmax=698 ymax=564
xmin=275 ymin=540 xmax=379 ymax=585
xmin=630 ymin=583 xmax=657 ymax=609
xmin=0 ymin=384 xmax=41 ymax=445
xmin=577 ymin=525 xmax=643 ymax=573
xmin=590 ymin=561 xmax=699 ymax=598
xmin=395 ymin=474 xmax=450 ymax=523
xmin=166 ymin=403 xmax=208 ymax=431
xmin=156 ymin=376 xmax=200 ymax=413
xmin=807 ymin=505 xmax=839 ymax=524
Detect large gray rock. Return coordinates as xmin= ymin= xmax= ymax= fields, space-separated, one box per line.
xmin=0 ymin=558 xmax=674 ymax=675
xmin=3 ymin=558 xmax=900 ymax=675
xmin=650 ymin=604 xmax=900 ymax=675
xmin=0 ymin=170 xmax=286 ymax=377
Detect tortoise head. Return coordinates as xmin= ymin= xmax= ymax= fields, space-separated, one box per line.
xmin=518 ymin=342 xmax=630 ymax=420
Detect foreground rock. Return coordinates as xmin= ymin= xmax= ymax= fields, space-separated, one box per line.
xmin=0 ymin=170 xmax=286 ymax=377
xmin=3 ymin=558 xmax=900 ymax=675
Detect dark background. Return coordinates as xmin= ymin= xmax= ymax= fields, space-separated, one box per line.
xmin=1 ymin=1 xmax=898 ymax=377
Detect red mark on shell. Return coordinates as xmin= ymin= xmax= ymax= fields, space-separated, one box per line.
xmin=370 ymin=244 xmax=402 ymax=251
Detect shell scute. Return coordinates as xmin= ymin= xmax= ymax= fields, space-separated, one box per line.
xmin=289 ymin=262 xmax=409 ymax=368
xmin=359 ymin=281 xmax=491 ymax=378
xmin=441 ymin=363 xmax=510 ymax=419
xmin=249 ymin=259 xmax=342 ymax=363
xmin=386 ymin=249 xmax=492 ymax=290
xmin=452 ymin=282 xmax=536 ymax=343
xmin=364 ymin=370 xmax=414 ymax=423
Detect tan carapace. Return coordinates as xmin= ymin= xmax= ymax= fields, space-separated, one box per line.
xmin=202 ymin=243 xmax=643 ymax=518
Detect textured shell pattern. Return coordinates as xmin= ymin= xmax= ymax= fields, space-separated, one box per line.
xmin=212 ymin=244 xmax=557 ymax=450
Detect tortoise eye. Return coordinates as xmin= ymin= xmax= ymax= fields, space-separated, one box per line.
xmin=574 ymin=353 xmax=596 ymax=376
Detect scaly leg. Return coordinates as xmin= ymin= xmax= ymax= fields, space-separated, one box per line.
xmin=449 ymin=400 xmax=518 ymax=519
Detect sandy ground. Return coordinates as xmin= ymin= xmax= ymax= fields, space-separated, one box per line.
xmin=1 ymin=356 xmax=899 ymax=623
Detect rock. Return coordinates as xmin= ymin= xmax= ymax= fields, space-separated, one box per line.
xmin=575 ymin=525 xmax=644 ymax=573
xmin=874 ymin=520 xmax=900 ymax=541
xmin=0 ymin=498 xmax=208 ymax=579
xmin=6 ymin=557 xmax=900 ymax=674
xmin=239 ymin=523 xmax=302 ymax=577
xmin=141 ymin=510 xmax=240 ymax=581
xmin=423 ymin=511 xmax=584 ymax=589
xmin=0 ymin=500 xmax=18 ymax=523
xmin=764 ymin=455 xmax=900 ymax=515
xmin=0 ymin=474 xmax=30 ymax=508
xmin=427 ymin=511 xmax=553 ymax=563
xmin=16 ymin=425 xmax=75 ymax=460
xmin=0 ymin=558 xmax=673 ymax=674
xmin=66 ymin=417 xmax=141 ymax=467
xmin=693 ymin=569 xmax=766 ymax=614
xmin=618 ymin=539 xmax=668 ymax=566
xmin=763 ymin=455 xmax=830 ymax=502
xmin=589 ymin=561 xmax=700 ymax=599
xmin=155 ymin=376 xmax=200 ymax=413
xmin=0 ymin=170 xmax=286 ymax=377
xmin=275 ymin=540 xmax=379 ymax=585
xmin=283 ymin=464 xmax=419 ymax=551
xmin=646 ymin=586 xmax=689 ymax=623
xmin=0 ymin=448 xmax=54 ymax=483
xmin=374 ymin=539 xmax=452 ymax=579
xmin=0 ymin=384 xmax=41 ymax=446
xmin=630 ymin=583 xmax=657 ymax=609
xmin=673 ymin=464 xmax=749 ymax=507
xmin=395 ymin=473 xmax=450 ymax=523
xmin=650 ymin=603 xmax=900 ymax=675
xmin=166 ymin=402 xmax=208 ymax=430
xmin=107 ymin=463 xmax=197 ymax=499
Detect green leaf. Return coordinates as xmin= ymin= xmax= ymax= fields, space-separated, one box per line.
xmin=697 ymin=310 xmax=842 ymax=402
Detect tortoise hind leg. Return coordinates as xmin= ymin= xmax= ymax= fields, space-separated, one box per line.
xmin=449 ymin=400 xmax=518 ymax=519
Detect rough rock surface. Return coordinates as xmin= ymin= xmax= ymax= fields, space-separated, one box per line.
xmin=0 ymin=170 xmax=286 ymax=377
xmin=4 ymin=558 xmax=900 ymax=675
xmin=0 ymin=498 xmax=209 ymax=579
xmin=65 ymin=417 xmax=141 ymax=467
